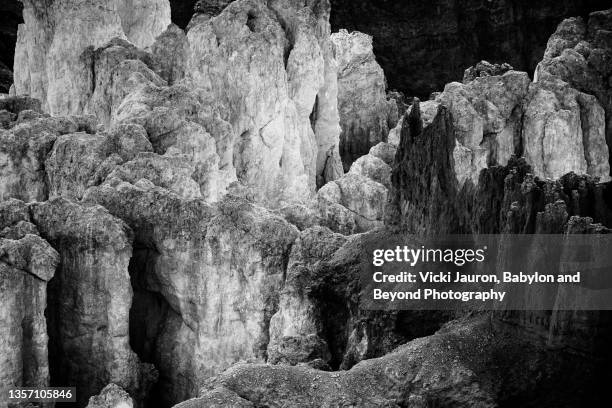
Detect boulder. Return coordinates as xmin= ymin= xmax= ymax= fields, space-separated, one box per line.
xmin=86 ymin=384 xmax=134 ymax=408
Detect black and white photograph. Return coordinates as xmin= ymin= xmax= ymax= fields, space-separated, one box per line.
xmin=1 ymin=0 xmax=612 ymax=407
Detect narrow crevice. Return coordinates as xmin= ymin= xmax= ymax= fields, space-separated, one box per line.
xmin=128 ymin=243 xmax=171 ymax=408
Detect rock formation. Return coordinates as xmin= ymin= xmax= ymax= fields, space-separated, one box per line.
xmin=1 ymin=3 xmax=612 ymax=408
xmin=331 ymin=29 xmax=397 ymax=169
xmin=13 ymin=0 xmax=171 ymax=114
xmin=82 ymin=182 xmax=299 ymax=406
xmin=0 ymin=97 xmax=97 ymax=203
xmin=535 ymin=8 xmax=612 ymax=175
xmin=30 ymin=197 xmax=156 ymax=406
xmin=0 ymin=199 xmax=58 ymax=406
xmin=393 ymin=55 xmax=610 ymax=186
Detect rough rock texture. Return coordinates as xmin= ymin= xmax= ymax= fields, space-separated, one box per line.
xmin=0 ymin=99 xmax=97 ymax=203
xmin=147 ymin=23 xmax=188 ymax=85
xmin=522 ymin=74 xmax=609 ymax=180
xmin=330 ymin=0 xmax=612 ymax=98
xmin=29 ymin=198 xmax=155 ymax=407
xmin=315 ymin=141 xmax=396 ymax=234
xmin=13 ymin=0 xmax=171 ymax=115
xmin=266 ymin=226 xmax=454 ymax=371
xmin=0 ymin=199 xmax=59 ymax=408
xmin=22 ymin=0 xmax=346 ymax=207
xmin=185 ymin=0 xmax=342 ymax=205
xmin=331 ymin=29 xmax=397 ymax=169
xmin=535 ymin=9 xmax=612 ymax=175
xmin=387 ymin=98 xmax=612 ymax=236
xmin=267 ymin=226 xmax=346 ymax=366
xmin=46 ymin=124 xmax=154 ymax=200
xmin=86 ymin=384 xmax=134 ymax=408
xmin=186 ymin=315 xmax=596 ymax=407
xmin=417 ymin=59 xmax=610 ymax=184
xmin=83 ymin=180 xmax=299 ymax=406
xmin=111 ymin=81 xmax=231 ymax=203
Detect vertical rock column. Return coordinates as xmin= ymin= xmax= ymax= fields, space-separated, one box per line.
xmin=0 ymin=199 xmax=59 ymax=408
xmin=331 ymin=29 xmax=397 ymax=171
xmin=29 ymin=198 xmax=154 ymax=407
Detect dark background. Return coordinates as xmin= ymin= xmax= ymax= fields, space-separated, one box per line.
xmin=1 ymin=0 xmax=610 ymax=96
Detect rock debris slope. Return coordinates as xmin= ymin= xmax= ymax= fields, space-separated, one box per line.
xmin=0 ymin=2 xmax=612 ymax=408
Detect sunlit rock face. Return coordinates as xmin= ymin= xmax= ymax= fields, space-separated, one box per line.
xmin=0 ymin=199 xmax=59 ymax=408
xmin=11 ymin=0 xmax=343 ymax=207
xmin=387 ymin=99 xmax=612 ymax=236
xmin=185 ymin=0 xmax=341 ymax=205
xmin=13 ymin=0 xmax=170 ymax=115
xmin=331 ymin=29 xmax=397 ymax=170
xmin=406 ymin=58 xmax=610 ymax=186
xmin=535 ymin=9 xmax=612 ymax=177
xmin=523 ymin=75 xmax=609 ymax=181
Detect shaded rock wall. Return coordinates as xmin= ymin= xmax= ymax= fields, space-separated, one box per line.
xmin=0 ymin=0 xmax=21 ymax=93
xmin=30 ymin=198 xmax=155 ymax=407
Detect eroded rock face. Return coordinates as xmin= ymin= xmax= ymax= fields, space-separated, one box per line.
xmin=331 ymin=30 xmax=397 ymax=170
xmin=0 ymin=199 xmax=59 ymax=407
xmin=387 ymin=98 xmax=612 ymax=236
xmin=185 ymin=0 xmax=341 ymax=205
xmin=535 ymin=8 xmax=612 ymax=175
xmin=46 ymin=124 xmax=154 ymax=200
xmin=267 ymin=226 xmax=346 ymax=366
xmin=522 ymin=74 xmax=609 ymax=180
xmin=83 ymin=180 xmax=299 ymax=406
xmin=0 ymin=100 xmax=97 ymax=203
xmin=315 ymin=140 xmax=394 ymax=234
xmin=29 ymin=198 xmax=155 ymax=407
xmin=14 ymin=0 xmax=170 ymax=115
xmin=414 ymin=59 xmax=610 ymax=185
